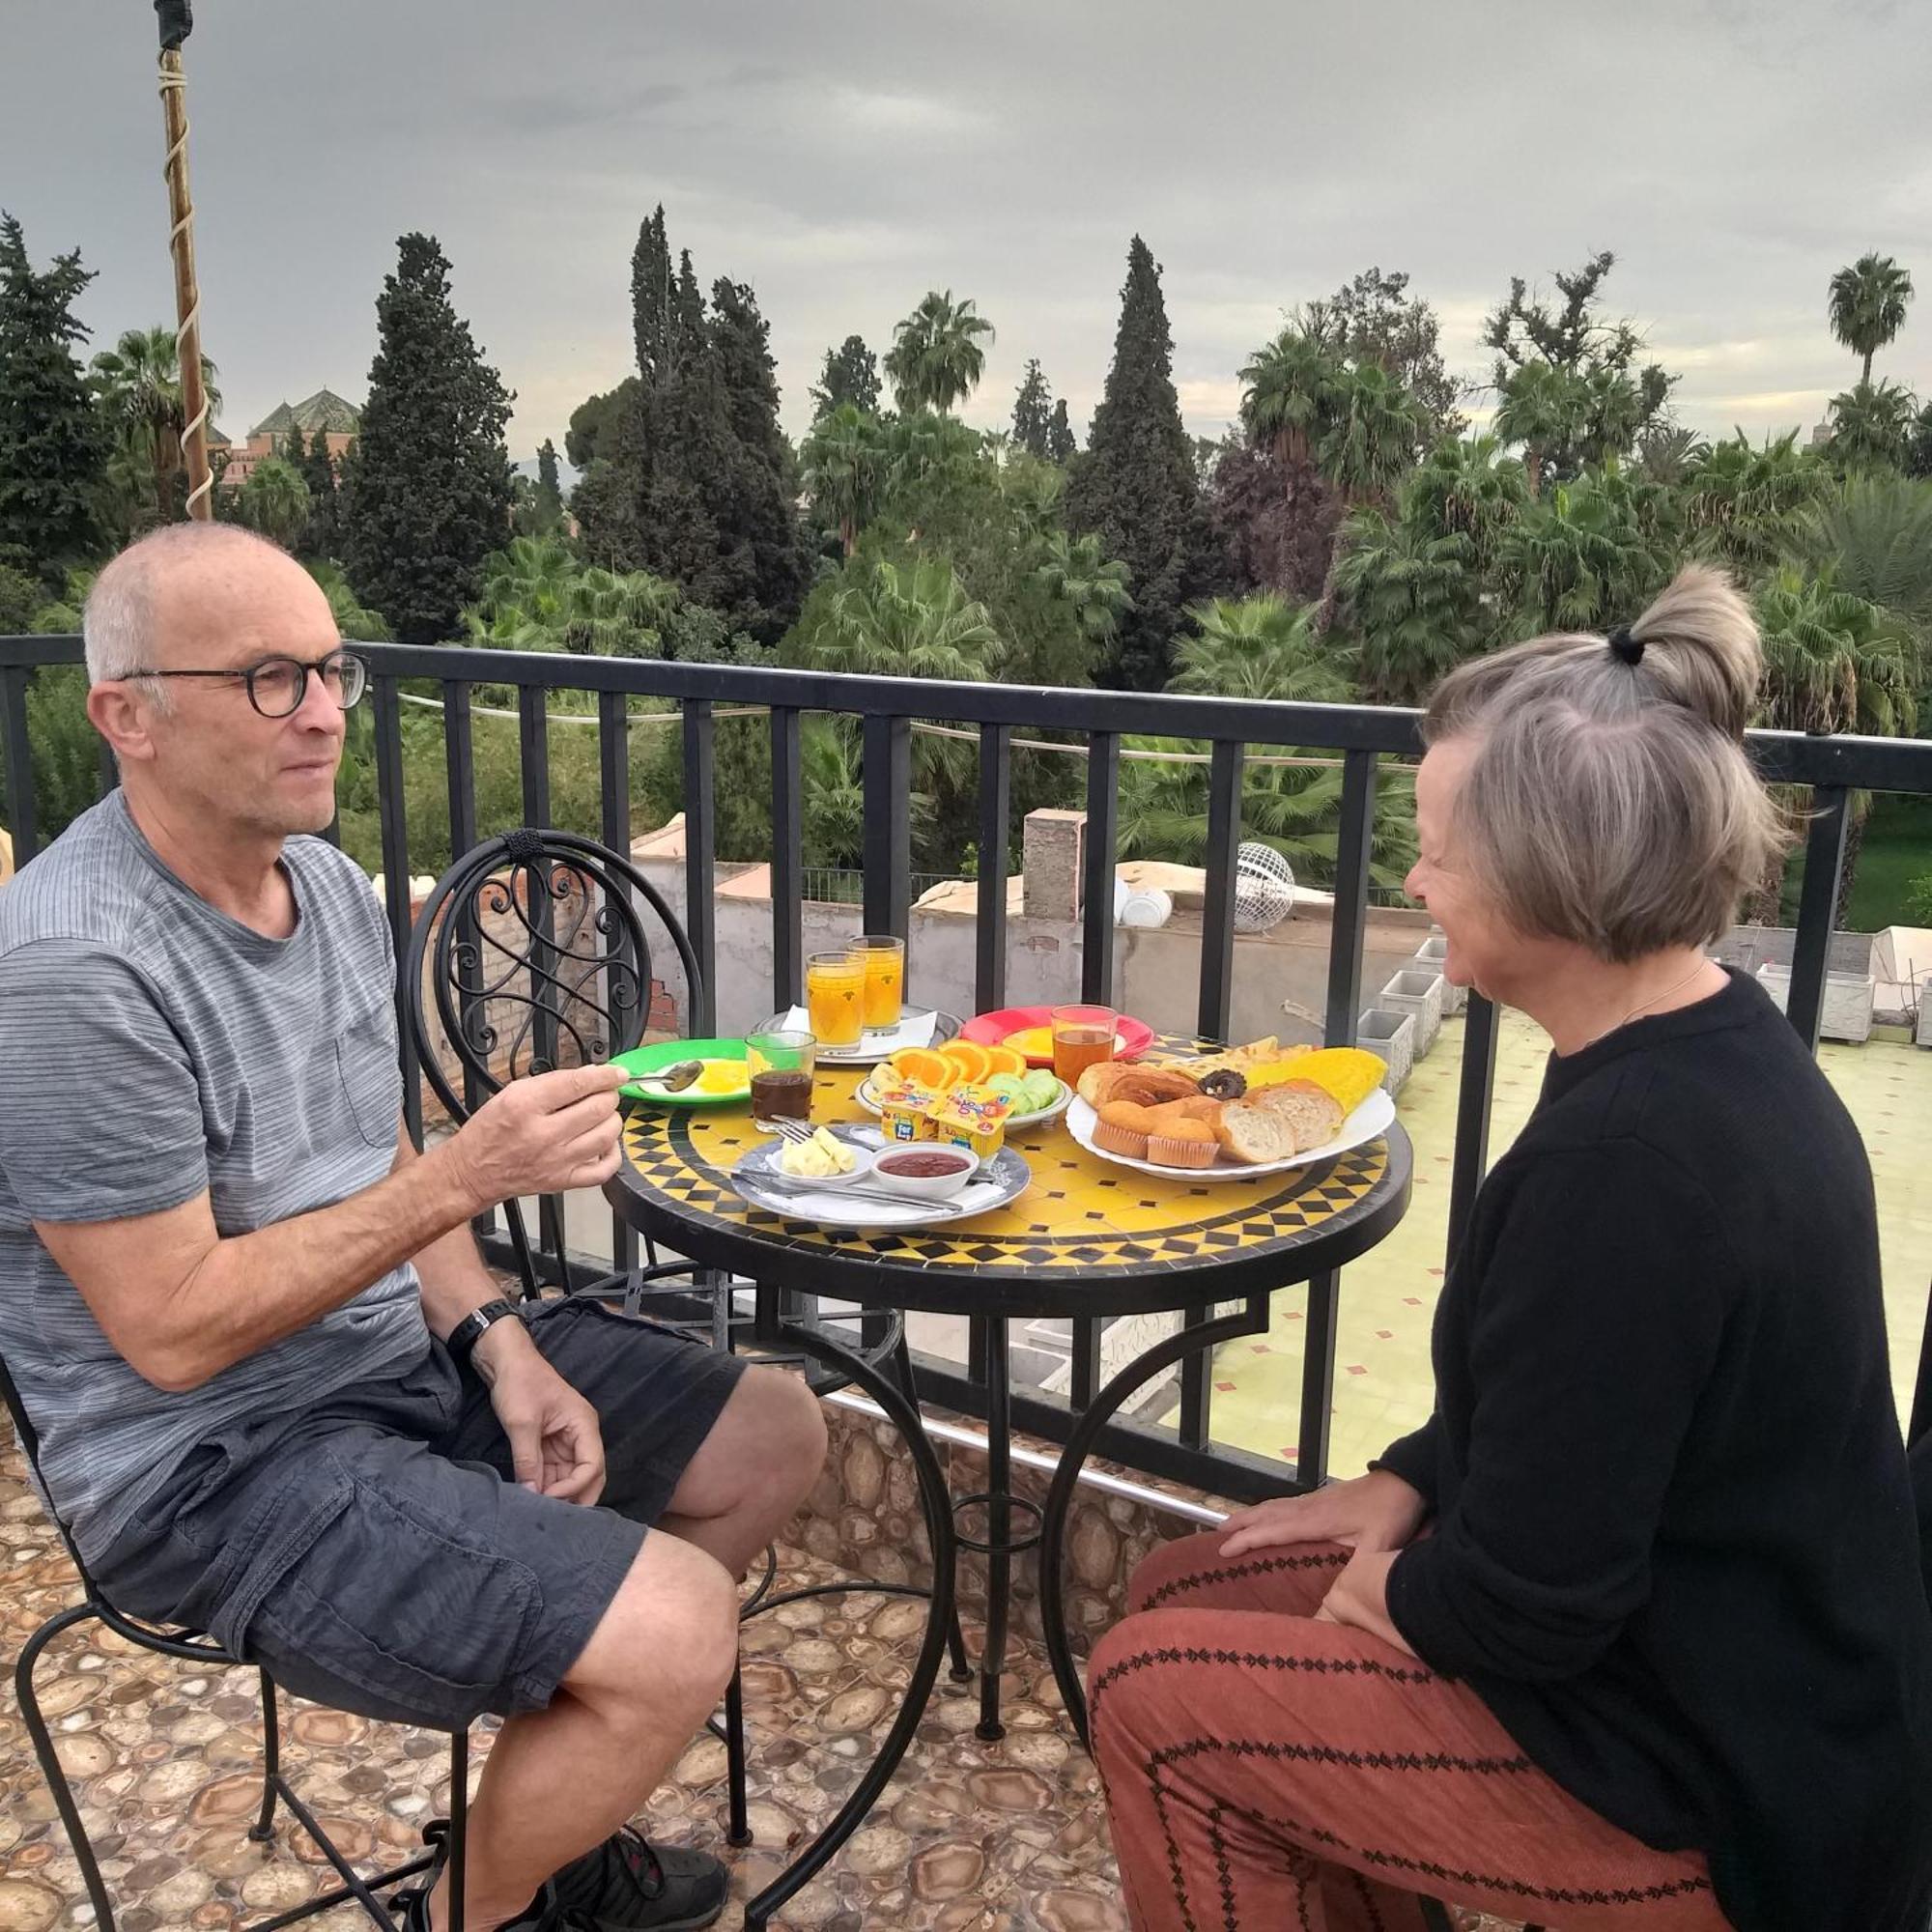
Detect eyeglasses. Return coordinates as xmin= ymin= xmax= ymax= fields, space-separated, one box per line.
xmin=121 ymin=649 xmax=370 ymax=720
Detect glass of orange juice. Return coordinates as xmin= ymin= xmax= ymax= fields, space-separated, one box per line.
xmin=805 ymin=949 xmax=866 ymax=1049
xmin=855 ymin=934 xmax=905 ymax=1034
xmin=1051 ymin=1004 xmax=1118 ymax=1086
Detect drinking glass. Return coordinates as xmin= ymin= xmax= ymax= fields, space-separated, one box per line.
xmin=747 ymin=1029 xmax=816 ymax=1128
xmin=855 ymin=934 xmax=906 ymax=1033
xmin=805 ymin=950 xmax=866 ymax=1049
xmin=1051 ymin=1004 xmax=1118 ymax=1086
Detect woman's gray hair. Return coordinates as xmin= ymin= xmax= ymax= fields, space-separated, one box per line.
xmin=1422 ymin=563 xmax=1788 ymax=963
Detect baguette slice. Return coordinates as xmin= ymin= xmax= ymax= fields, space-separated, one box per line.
xmin=1212 ymin=1096 xmax=1299 ymax=1165
xmin=1254 ymin=1079 xmax=1345 ymax=1152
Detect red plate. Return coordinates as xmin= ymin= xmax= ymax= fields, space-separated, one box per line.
xmin=959 ymin=1005 xmax=1156 ymax=1067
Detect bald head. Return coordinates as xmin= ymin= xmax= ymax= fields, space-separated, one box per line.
xmin=83 ymin=525 xmax=330 ymax=691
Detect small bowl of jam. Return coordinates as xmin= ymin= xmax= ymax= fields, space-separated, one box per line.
xmin=872 ymin=1146 xmax=979 ymax=1200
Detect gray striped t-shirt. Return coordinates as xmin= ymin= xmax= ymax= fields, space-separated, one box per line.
xmin=0 ymin=791 xmax=429 ymax=1559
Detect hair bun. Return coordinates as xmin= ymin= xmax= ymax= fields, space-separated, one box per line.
xmin=1622 ymin=564 xmax=1762 ymax=740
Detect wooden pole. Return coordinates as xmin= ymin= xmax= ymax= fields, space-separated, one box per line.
xmin=158 ymin=48 xmax=213 ymax=520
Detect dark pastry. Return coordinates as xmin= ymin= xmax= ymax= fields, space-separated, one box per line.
xmin=1198 ymin=1067 xmax=1248 ymax=1100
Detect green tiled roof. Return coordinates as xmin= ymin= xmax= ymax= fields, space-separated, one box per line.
xmin=249 ymin=388 xmax=361 ymax=439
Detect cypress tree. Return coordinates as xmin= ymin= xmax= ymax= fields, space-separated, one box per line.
xmin=1046 ymin=397 xmax=1077 ymax=465
xmin=536 ymin=439 xmax=564 ymax=524
xmin=630 ymin=206 xmax=674 ymax=389
xmin=810 ymin=334 xmax=881 ymax=417
xmin=283 ymin=420 xmax=306 ymax=467
xmin=1011 ymin=359 xmax=1055 ymax=460
xmin=1064 ymin=236 xmax=1206 ymax=688
xmin=0 ymin=213 xmax=107 ymax=578
xmin=298 ymin=427 xmax=338 ymax=556
xmin=340 ymin=234 xmax=513 ymax=644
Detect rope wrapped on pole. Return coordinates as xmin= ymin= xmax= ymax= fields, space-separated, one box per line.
xmin=155 ymin=1 xmax=212 ymax=520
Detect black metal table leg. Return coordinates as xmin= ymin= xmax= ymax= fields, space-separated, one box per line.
xmin=742 ymin=1318 xmax=960 ymax=1931
xmin=1037 ymin=1292 xmax=1272 ymax=1747
xmin=978 ymin=1317 xmax=1011 ymax=1739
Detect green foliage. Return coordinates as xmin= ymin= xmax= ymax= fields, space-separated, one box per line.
xmin=810 ymin=335 xmax=880 ymax=418
xmin=1828 ymin=253 xmax=1915 ymax=386
xmin=1753 ymin=567 xmax=1920 ymax=738
xmin=1678 ymin=431 xmax=1833 ymax=576
xmin=1046 ymin=398 xmax=1077 ymax=465
xmin=1318 ymin=362 xmax=1428 ymax=502
xmin=1495 ymin=463 xmax=1672 ymax=635
xmin=235 ymin=455 xmax=311 ymax=551
xmin=1483 ymin=252 xmax=1674 ymax=483
xmin=1400 ymin=435 xmax=1528 ymax=574
xmin=462 ymin=535 xmax=678 ymax=657
xmin=883 ymin=290 xmax=994 ymax=414
xmin=339 ymin=234 xmax=514 ymax=645
xmin=89 ymin=325 xmax=222 ymax=534
xmin=1328 ymin=514 xmax=1481 ymax=704
xmin=536 ymin=440 xmax=564 ymax=524
xmin=1011 ymin=359 xmax=1056 ymax=461
xmin=1304 ymin=266 xmax=1465 ymax=441
xmin=1801 ymin=474 xmax=1932 ymax=636
xmin=0 ymin=664 xmax=99 ymax=844
xmin=1907 ymin=870 xmax=1932 ymax=926
xmin=0 ymin=213 xmax=108 ymax=577
xmin=1034 ymin=531 xmax=1132 ymax=653
xmin=798 ymin=404 xmax=886 ymax=555
xmin=1239 ymin=327 xmax=1341 ymax=469
xmin=1065 ymin=237 xmax=1209 ymax=690
xmin=1167 ymin=595 xmax=1349 ymax=702
xmin=307 ymin=559 xmax=390 ymax=640
xmin=565 ymin=379 xmax=639 ymax=469
xmin=0 ymin=562 xmax=41 ymax=632
xmin=297 ymin=426 xmax=339 ymax=556
xmin=1827 ymin=380 xmax=1918 ymax=475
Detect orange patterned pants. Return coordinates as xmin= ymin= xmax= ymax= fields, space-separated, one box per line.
xmin=1090 ymin=1534 xmax=1732 ymax=1932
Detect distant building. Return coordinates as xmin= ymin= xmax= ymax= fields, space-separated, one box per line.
xmin=219 ymin=388 xmax=360 ymax=484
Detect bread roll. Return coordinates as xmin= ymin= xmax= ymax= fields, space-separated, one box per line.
xmin=1255 ymin=1079 xmax=1344 ymax=1152
xmin=1212 ymin=1098 xmax=1298 ymax=1165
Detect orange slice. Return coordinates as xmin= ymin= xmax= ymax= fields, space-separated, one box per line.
xmin=889 ymin=1046 xmax=955 ymax=1090
xmin=939 ymin=1038 xmax=993 ymax=1084
xmin=982 ymin=1043 xmax=1027 ymax=1077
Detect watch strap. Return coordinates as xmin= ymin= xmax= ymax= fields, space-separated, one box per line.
xmin=446 ymin=1297 xmax=522 ymax=1370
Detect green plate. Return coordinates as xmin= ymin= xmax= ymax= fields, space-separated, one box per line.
xmin=612 ymin=1037 xmax=750 ymax=1108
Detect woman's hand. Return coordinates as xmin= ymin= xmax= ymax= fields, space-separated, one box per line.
xmin=1219 ymin=1469 xmax=1428 ymax=1559
xmin=1313 ymin=1548 xmax=1415 ymax=1655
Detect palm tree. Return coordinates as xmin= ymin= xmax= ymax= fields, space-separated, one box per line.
xmin=1317 ymin=363 xmax=1428 ymax=503
xmin=799 ymin=718 xmax=933 ymax=864
xmin=1400 ymin=435 xmax=1529 ymax=572
xmin=1495 ymin=466 xmax=1668 ymax=636
xmin=1679 ymin=431 xmax=1833 ymax=576
xmin=1328 ymin=512 xmax=1479 ymax=703
xmin=1827 ymin=381 xmax=1918 ymax=474
xmin=1802 ymin=473 xmax=1932 ymax=633
xmin=883 ymin=291 xmax=994 ymax=414
xmin=807 ymin=557 xmax=1005 ymax=684
xmin=465 ymin=536 xmax=679 ymax=659
xmin=307 ymin=560 xmax=390 ymax=641
xmin=1753 ymin=566 xmax=1923 ymax=923
xmin=1168 ymin=595 xmax=1351 ymax=703
xmin=1492 ymin=359 xmax=1585 ymax=497
xmin=90 ymin=325 xmax=223 ymax=526
xmin=1238 ymin=327 xmax=1341 ymax=467
xmin=798 ymin=404 xmax=885 ymax=555
xmin=235 ymin=455 xmax=311 ymax=551
xmin=1828 ymin=253 xmax=1915 ymax=386
xmin=1035 ymin=530 xmax=1134 ymax=654
xmin=1634 ymin=424 xmax=1710 ymax=487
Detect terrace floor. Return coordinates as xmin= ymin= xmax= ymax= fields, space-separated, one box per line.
xmin=1208 ymin=1005 xmax=1932 ymax=1478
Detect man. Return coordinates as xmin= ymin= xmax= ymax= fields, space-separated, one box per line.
xmin=0 ymin=525 xmax=827 ymax=1932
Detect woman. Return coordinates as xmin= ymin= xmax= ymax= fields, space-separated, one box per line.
xmin=1091 ymin=566 xmax=1932 ymax=1932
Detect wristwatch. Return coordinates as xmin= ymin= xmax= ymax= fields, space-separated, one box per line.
xmin=445 ymin=1298 xmax=523 ymax=1371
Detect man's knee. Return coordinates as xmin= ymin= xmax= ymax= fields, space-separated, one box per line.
xmin=564 ymin=1531 xmax=739 ymax=1724
xmin=768 ymin=1368 xmax=828 ymax=1488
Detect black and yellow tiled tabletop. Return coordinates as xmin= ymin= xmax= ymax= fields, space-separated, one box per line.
xmin=608 ymin=1045 xmax=1412 ymax=1320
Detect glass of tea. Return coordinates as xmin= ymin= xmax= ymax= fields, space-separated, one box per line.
xmin=855 ymin=934 xmax=906 ymax=1034
xmin=747 ymin=1028 xmax=816 ymax=1129
xmin=805 ymin=949 xmax=866 ymax=1049
xmin=1051 ymin=1004 xmax=1118 ymax=1086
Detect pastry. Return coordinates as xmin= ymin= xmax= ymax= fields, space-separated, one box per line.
xmin=1077 ymin=1063 xmax=1202 ymax=1109
xmin=1093 ymin=1099 xmax=1156 ymax=1158
xmin=1147 ymin=1121 xmax=1217 ymax=1169
xmin=1144 ymin=1095 xmax=1221 ymax=1130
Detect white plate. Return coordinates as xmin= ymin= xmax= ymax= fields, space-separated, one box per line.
xmin=1065 ymin=1088 xmax=1396 ymax=1180
xmin=775 ymin=1006 xmax=961 ymax=1066
xmin=729 ymin=1129 xmax=1032 ymax=1231
xmin=852 ymin=1071 xmax=1073 ymax=1131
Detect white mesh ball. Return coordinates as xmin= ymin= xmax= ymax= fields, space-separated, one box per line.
xmin=1233 ymin=841 xmax=1296 ymax=933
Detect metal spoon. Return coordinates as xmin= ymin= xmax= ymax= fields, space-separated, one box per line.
xmin=618 ymin=1058 xmax=704 ymax=1092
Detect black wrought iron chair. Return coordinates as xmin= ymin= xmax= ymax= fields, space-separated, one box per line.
xmin=1 ymin=1352 xmax=469 ymax=1932
xmin=402 ymin=828 xmax=971 ymax=1845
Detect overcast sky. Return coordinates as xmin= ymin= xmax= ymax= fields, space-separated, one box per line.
xmin=6 ymin=0 xmax=1930 ymax=463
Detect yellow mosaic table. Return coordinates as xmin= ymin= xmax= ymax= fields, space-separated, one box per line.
xmin=609 ymin=1056 xmax=1411 ymax=1320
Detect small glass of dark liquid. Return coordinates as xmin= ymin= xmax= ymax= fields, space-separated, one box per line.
xmin=747 ymin=1028 xmax=816 ymax=1129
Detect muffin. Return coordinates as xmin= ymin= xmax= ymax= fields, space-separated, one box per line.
xmin=1094 ymin=1099 xmax=1155 ymax=1158
xmin=1147 ymin=1120 xmax=1217 ymax=1169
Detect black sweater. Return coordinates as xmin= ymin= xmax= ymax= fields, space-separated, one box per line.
xmin=1378 ymin=970 xmax=1932 ymax=1932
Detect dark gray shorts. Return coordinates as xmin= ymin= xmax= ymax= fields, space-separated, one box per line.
xmin=92 ymin=1299 xmax=747 ymax=1729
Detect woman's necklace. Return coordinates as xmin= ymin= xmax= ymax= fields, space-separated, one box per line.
xmin=1576 ymin=959 xmax=1713 ymax=1052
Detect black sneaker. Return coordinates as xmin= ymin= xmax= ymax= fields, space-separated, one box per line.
xmin=545 ymin=1825 xmax=728 ymax=1932
xmin=404 ymin=1823 xmax=727 ymax=1932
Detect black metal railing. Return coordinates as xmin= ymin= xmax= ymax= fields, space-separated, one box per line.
xmin=7 ymin=632 xmax=1932 ymax=1500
